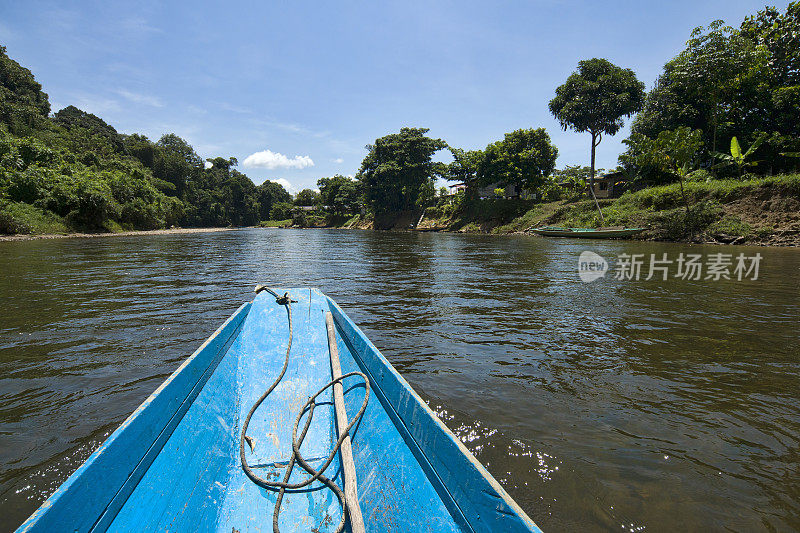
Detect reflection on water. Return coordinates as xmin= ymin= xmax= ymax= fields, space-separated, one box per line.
xmin=0 ymin=229 xmax=798 ymax=531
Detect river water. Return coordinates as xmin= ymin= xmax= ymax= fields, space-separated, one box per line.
xmin=0 ymin=228 xmax=798 ymax=531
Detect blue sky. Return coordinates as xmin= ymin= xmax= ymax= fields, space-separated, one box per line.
xmin=0 ymin=0 xmax=786 ymax=192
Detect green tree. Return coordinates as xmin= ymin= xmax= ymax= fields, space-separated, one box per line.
xmin=222 ymin=170 xmax=260 ymax=226
xmin=740 ymin=2 xmax=800 ymax=92
xmin=549 ymin=58 xmax=645 ymax=181
xmin=446 ymin=148 xmax=483 ymax=199
xmin=356 ymin=127 xmax=447 ymax=217
xmin=123 ymin=133 xmax=156 ymax=169
xmin=663 ymin=21 xmax=764 ymax=154
xmin=255 ymin=180 xmax=291 ymax=221
xmin=317 ymin=174 xmax=361 ymax=215
xmin=446 ymin=148 xmax=483 ymax=185
xmin=551 ymin=165 xmax=604 ymax=195
xmin=294 ymin=188 xmax=319 ymax=206
xmin=53 ymin=106 xmax=126 ymax=162
xmin=153 ymin=134 xmax=203 ymax=196
xmin=270 ymin=201 xmax=294 ymax=221
xmin=0 ymin=46 xmax=281 ymax=235
xmin=629 ymin=9 xmax=800 ymax=174
xmin=621 ymin=127 xmax=703 ymax=213
xmin=477 ymin=128 xmax=558 ymax=192
xmin=0 ymin=45 xmax=50 ymax=134
xmin=186 ymin=156 xmax=259 ymax=227
xmin=54 ymin=106 xmax=123 ymax=150
xmin=740 ymin=3 xmax=800 ymax=172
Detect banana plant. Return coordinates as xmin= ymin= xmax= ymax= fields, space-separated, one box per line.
xmin=712 ymin=133 xmax=767 ymax=176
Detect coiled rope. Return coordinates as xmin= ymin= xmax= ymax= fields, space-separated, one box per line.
xmin=239 ymin=285 xmax=369 ymax=533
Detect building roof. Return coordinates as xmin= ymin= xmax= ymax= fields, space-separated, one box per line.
xmin=593 ymin=171 xmax=626 ymax=182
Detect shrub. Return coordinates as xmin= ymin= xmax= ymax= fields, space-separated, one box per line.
xmin=648 ymin=200 xmax=722 ymax=240
xmin=291 ymin=210 xmax=308 ymax=227
xmin=68 ymin=179 xmax=118 ymax=229
xmin=0 ymin=200 xmax=67 ymax=234
xmin=270 ymin=201 xmax=294 ymax=220
xmin=7 ymin=168 xmax=42 ymax=203
xmin=120 ymin=198 xmax=161 ymax=230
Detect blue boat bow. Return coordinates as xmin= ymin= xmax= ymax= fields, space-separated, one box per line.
xmin=17 ymin=288 xmax=540 ymax=532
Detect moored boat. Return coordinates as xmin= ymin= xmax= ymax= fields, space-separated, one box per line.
xmin=528 ymin=225 xmax=645 ymax=239
xmin=17 ymin=287 xmax=540 ymax=532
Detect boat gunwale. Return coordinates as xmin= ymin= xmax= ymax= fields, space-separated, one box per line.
xmin=16 ymin=302 xmax=252 ymax=533
xmin=322 ymin=290 xmax=541 ymax=533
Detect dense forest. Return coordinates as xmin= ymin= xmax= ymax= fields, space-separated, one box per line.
xmin=1 ymin=2 xmax=798 ymax=234
xmin=0 ymin=45 xmax=291 ymax=234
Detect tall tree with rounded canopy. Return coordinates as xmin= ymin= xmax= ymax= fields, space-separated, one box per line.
xmin=549 ymin=58 xmax=645 ymax=181
xmin=294 ymin=188 xmax=319 ymax=206
xmin=317 ymin=174 xmax=361 ymax=215
xmin=477 ymin=128 xmax=558 ymax=193
xmin=356 ymin=127 xmax=447 ymax=218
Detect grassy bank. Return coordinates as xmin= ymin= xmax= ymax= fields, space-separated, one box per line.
xmin=419 ymin=174 xmax=800 ymax=246
xmin=0 ymin=201 xmax=71 ymax=235
xmin=0 ymin=200 xmax=241 ymax=240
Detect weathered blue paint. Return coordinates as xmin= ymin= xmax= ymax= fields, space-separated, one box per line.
xmin=16 ymin=302 xmax=251 ymax=533
xmin=17 ymin=289 xmax=541 ymax=532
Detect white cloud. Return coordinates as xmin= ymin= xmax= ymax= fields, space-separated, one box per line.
xmin=204 ymin=161 xmax=213 ymax=169
xmin=271 ymin=178 xmax=294 ymax=192
xmin=116 ymin=89 xmax=164 ymax=108
xmin=333 ymin=158 xmax=344 ymax=164
xmin=243 ymin=150 xmax=314 ymax=170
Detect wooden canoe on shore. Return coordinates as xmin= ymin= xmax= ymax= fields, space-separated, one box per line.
xmin=18 ymin=288 xmax=539 ymax=532
xmin=528 ymin=225 xmax=645 ymax=239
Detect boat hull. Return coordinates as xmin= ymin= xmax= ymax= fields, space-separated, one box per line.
xmin=530 ymin=227 xmax=645 ymax=239
xmin=18 ymin=289 xmax=539 ymax=532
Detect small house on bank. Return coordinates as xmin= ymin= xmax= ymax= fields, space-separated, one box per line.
xmin=591 ymin=172 xmax=628 ymax=199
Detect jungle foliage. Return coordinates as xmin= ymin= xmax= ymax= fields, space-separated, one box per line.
xmin=623 ymin=3 xmax=800 ymax=180
xmin=0 ymin=46 xmax=290 ymax=234
xmin=356 ymin=127 xmax=448 ymax=217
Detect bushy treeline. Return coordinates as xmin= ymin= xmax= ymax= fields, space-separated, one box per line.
xmin=620 ymin=3 xmax=800 ymax=182
xmin=0 ymin=45 xmax=291 ymax=234
xmin=351 ymin=126 xmax=559 ymax=221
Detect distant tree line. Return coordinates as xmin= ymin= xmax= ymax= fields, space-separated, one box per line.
xmin=0 ymin=45 xmax=296 ymax=233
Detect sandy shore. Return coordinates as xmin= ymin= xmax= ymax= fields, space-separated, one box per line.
xmin=0 ymin=227 xmax=237 ymax=242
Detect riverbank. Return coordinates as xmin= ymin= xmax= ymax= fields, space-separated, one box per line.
xmin=418 ymin=173 xmax=800 ymax=246
xmin=0 ymin=226 xmax=237 ymax=242
xmin=256 ymin=174 xmax=799 ymax=246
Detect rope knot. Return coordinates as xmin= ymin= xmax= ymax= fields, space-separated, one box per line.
xmin=275 ymin=292 xmax=296 ymax=305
